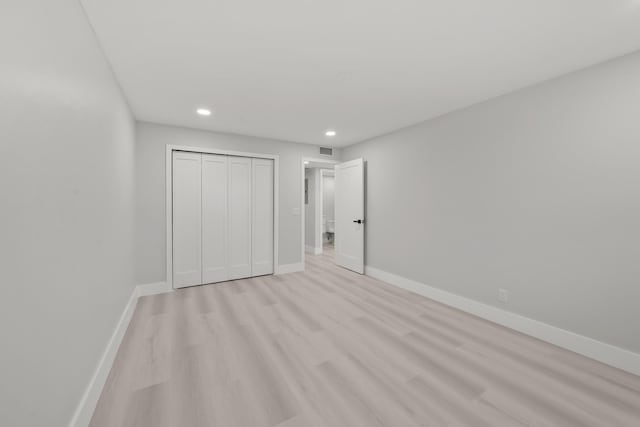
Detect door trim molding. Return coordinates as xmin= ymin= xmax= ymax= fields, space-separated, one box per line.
xmin=166 ymin=144 xmax=279 ymax=289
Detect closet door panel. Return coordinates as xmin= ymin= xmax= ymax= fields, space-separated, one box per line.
xmin=172 ymin=151 xmax=202 ymax=288
xmin=228 ymin=156 xmax=252 ymax=279
xmin=252 ymin=158 xmax=274 ymax=276
xmin=202 ymin=154 xmax=228 ymax=284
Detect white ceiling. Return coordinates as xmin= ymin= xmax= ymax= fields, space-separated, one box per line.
xmin=81 ymin=0 xmax=640 ymax=147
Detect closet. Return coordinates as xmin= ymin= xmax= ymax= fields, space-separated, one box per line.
xmin=172 ymin=151 xmax=274 ymax=288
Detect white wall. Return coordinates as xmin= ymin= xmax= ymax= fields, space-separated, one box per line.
xmin=0 ymin=1 xmax=136 ymax=426
xmin=135 ymin=122 xmax=340 ymax=283
xmin=343 ymin=51 xmax=640 ymax=354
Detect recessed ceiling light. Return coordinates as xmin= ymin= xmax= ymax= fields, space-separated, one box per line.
xmin=304 ymin=161 xmax=309 ymax=165
xmin=325 ymin=130 xmax=337 ymax=137
xmin=196 ymin=108 xmax=212 ymax=116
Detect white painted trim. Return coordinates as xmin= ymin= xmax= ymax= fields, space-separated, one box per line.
xmin=68 ymin=287 xmax=139 ymax=427
xmin=167 ymin=144 xmax=282 ymax=161
xmin=318 ymin=169 xmax=324 ymax=254
xmin=273 ymin=157 xmax=280 ymax=279
xmin=365 ymin=265 xmax=640 ymax=376
xmin=305 ymin=245 xmax=322 ymax=255
xmin=137 ymin=281 xmax=172 ymax=297
xmin=276 ymin=262 xmax=305 ymax=275
xmin=314 ymin=169 xmax=322 ymax=254
xmin=69 ymin=281 xmax=175 ymax=426
xmin=166 ymin=147 xmax=173 ymax=290
xmin=166 ymin=144 xmax=279 ymax=289
xmin=301 ymin=157 xmax=339 ymax=267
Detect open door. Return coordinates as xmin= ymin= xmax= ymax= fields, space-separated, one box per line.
xmin=335 ymin=158 xmax=364 ymax=274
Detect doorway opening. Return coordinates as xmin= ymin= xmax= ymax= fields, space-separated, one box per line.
xmin=320 ymin=169 xmax=335 ymax=253
xmin=301 ymin=157 xmax=365 ymax=274
xmin=304 ymin=163 xmax=336 ymax=258
xmin=302 ymin=158 xmax=337 ymax=264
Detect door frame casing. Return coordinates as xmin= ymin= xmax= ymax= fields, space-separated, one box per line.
xmin=300 ymin=157 xmax=339 ymax=267
xmin=166 ymin=144 xmax=279 ymax=289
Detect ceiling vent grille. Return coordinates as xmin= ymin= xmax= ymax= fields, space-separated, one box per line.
xmin=319 ymin=147 xmax=333 ymax=156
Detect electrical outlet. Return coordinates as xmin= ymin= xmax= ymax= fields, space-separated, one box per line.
xmin=498 ymin=288 xmax=509 ymax=303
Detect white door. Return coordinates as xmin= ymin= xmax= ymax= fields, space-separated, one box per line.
xmin=335 ymin=158 xmax=364 ymax=274
xmin=252 ymin=158 xmax=274 ymax=276
xmin=228 ymin=156 xmax=252 ymax=280
xmin=172 ymin=151 xmax=202 ymax=288
xmin=202 ymin=154 xmax=228 ymax=284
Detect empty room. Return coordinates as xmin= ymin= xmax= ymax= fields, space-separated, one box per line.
xmin=3 ymin=1 xmax=640 ymax=426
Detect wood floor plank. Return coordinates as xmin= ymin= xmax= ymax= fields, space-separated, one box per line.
xmin=90 ymin=247 xmax=640 ymax=427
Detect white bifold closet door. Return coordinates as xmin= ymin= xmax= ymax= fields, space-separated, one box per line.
xmin=172 ymin=152 xmax=203 ymax=287
xmin=202 ymin=154 xmax=228 ymax=283
xmin=227 ymin=156 xmax=253 ymax=280
xmin=173 ymin=151 xmax=274 ymax=288
xmin=252 ymin=158 xmax=274 ymax=276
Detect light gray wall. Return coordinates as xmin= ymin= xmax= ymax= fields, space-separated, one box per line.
xmin=135 ymin=122 xmax=340 ymax=284
xmin=343 ymin=51 xmax=640 ymax=353
xmin=0 ymin=1 xmax=136 ymax=426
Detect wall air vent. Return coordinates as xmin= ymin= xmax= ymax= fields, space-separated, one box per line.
xmin=319 ymin=147 xmax=333 ymax=156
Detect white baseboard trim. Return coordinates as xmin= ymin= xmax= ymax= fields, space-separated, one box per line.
xmin=68 ymin=287 xmax=138 ymax=427
xmin=305 ymin=245 xmax=322 ymax=255
xmin=69 ymin=281 xmax=173 ymax=426
xmin=276 ymin=262 xmax=305 ymax=275
xmin=137 ymin=281 xmax=172 ymax=297
xmin=365 ymin=265 xmax=640 ymax=377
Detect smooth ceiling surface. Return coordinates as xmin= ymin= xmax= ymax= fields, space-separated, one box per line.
xmin=81 ymin=0 xmax=640 ymax=147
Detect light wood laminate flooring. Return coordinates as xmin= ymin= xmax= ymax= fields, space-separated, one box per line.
xmin=90 ymin=251 xmax=640 ymax=426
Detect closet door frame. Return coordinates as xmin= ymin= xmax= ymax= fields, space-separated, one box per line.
xmin=166 ymin=145 xmax=279 ymax=289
